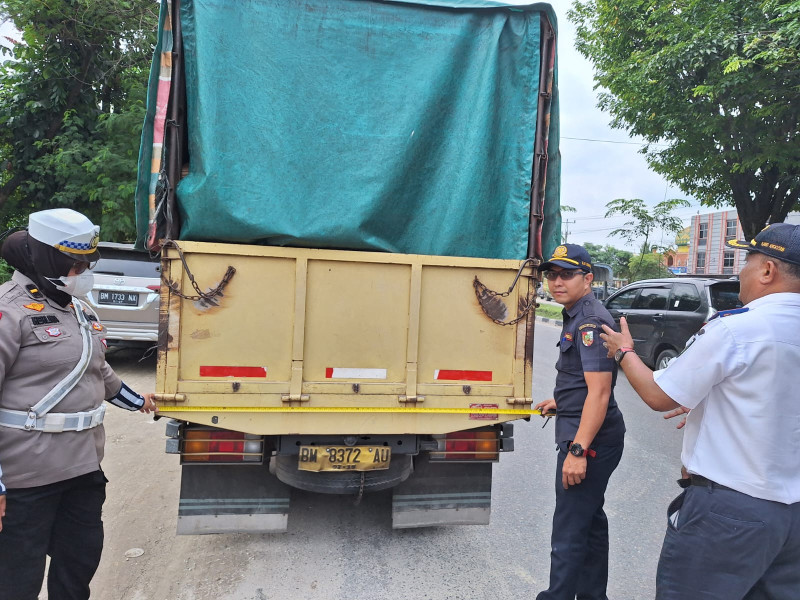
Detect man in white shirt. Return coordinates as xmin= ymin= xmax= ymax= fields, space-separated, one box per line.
xmin=600 ymin=222 xmax=800 ymax=600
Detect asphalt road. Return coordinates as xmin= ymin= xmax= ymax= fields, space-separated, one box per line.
xmin=79 ymin=324 xmax=684 ymax=600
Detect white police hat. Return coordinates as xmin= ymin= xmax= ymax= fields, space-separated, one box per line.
xmin=28 ymin=209 xmax=100 ymax=261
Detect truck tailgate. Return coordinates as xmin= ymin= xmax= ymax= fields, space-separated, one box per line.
xmin=156 ymin=241 xmax=536 ymax=434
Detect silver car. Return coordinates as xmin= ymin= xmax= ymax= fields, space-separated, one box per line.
xmin=84 ymin=242 xmax=160 ymax=345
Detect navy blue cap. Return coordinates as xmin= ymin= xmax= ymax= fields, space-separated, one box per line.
xmin=539 ymin=243 xmax=593 ymax=272
xmin=726 ymin=223 xmax=800 ymax=267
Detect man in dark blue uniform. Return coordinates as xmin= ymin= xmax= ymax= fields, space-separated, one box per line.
xmin=534 ymin=244 xmax=626 ymax=600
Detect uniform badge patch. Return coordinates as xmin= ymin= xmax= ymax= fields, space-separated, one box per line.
xmin=579 ymin=323 xmax=596 ymax=330
xmin=92 ymin=322 xmax=104 ymax=331
xmin=581 ymin=331 xmax=594 ymax=346
xmin=564 ymin=332 xmax=573 ymax=342
xmin=24 ymin=302 xmax=45 ymax=312
xmin=45 ymin=326 xmax=62 ymax=337
xmin=101 ymin=339 xmax=108 ymax=348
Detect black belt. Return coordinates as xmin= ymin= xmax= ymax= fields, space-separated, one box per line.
xmin=678 ymin=475 xmax=736 ymax=493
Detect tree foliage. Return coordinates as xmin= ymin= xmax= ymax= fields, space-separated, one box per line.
xmin=605 ymin=197 xmax=688 ymax=281
xmin=626 ymin=252 xmax=672 ymax=283
xmin=570 ymin=0 xmax=800 ymax=239
xmin=583 ymin=242 xmax=633 ymax=281
xmin=605 ymin=198 xmax=689 ymax=252
xmin=0 ymin=0 xmax=158 ymax=241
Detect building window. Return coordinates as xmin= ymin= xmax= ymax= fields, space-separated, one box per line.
xmin=723 ymin=251 xmax=735 ymax=274
xmin=725 ymin=219 xmax=737 ymax=240
xmin=696 ymin=251 xmax=706 ymax=274
xmin=698 ymin=222 xmax=708 ymax=246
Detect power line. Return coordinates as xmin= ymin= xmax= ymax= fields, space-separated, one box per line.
xmin=561 ymin=136 xmax=669 ymax=147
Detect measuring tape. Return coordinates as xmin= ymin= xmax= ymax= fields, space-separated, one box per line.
xmin=155 ymin=405 xmax=548 ymax=416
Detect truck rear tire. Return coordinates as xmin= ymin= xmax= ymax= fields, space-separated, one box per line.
xmin=274 ymin=454 xmax=413 ymax=494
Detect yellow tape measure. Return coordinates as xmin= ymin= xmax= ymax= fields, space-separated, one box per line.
xmin=156 ymin=405 xmax=547 ymax=416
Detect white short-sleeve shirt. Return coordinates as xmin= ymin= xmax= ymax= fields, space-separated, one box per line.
xmin=653 ymin=292 xmax=800 ymax=504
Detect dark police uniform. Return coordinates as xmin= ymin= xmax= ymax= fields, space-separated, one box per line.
xmin=538 ymin=289 xmax=625 ymax=600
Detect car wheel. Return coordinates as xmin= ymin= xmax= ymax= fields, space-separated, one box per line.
xmin=655 ymin=348 xmax=678 ymax=370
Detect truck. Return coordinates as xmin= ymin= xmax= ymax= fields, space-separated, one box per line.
xmin=134 ymin=0 xmax=561 ymax=534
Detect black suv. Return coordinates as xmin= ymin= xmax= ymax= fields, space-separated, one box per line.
xmin=604 ymin=278 xmax=742 ymax=369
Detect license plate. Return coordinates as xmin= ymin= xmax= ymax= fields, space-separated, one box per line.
xmin=98 ymin=290 xmax=139 ymax=306
xmin=297 ymin=446 xmax=391 ymax=472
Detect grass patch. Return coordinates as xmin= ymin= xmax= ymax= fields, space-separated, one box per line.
xmin=535 ymin=303 xmax=563 ymax=321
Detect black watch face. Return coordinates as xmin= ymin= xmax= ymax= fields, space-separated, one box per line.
xmin=569 ymin=444 xmax=583 ymax=457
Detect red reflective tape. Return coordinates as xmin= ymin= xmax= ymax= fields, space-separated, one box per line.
xmin=325 ymin=367 xmax=334 ymax=378
xmin=435 ymin=370 xmax=492 ymax=382
xmin=199 ymin=366 xmax=267 ymax=378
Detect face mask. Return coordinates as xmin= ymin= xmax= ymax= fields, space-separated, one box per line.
xmin=47 ymin=271 xmax=95 ymax=298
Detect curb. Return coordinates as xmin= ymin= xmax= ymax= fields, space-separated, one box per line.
xmin=536 ymin=315 xmax=562 ymax=328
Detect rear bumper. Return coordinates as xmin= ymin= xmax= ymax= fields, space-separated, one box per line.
xmin=103 ymin=321 xmax=158 ymax=342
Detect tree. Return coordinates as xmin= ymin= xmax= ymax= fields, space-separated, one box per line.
xmin=570 ymin=1 xmax=800 ymax=239
xmin=605 ymin=198 xmax=689 ymax=253
xmin=583 ymin=242 xmax=633 ymax=281
xmin=605 ymin=198 xmax=688 ymax=280
xmin=0 ymin=0 xmax=158 ymax=240
xmin=626 ymin=252 xmax=672 ymax=283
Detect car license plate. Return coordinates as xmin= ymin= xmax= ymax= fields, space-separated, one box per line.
xmin=98 ymin=290 xmax=139 ymax=306
xmin=297 ymin=446 xmax=391 ymax=472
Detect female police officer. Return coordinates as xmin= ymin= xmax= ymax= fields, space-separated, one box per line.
xmin=0 ymin=208 xmax=157 ymax=600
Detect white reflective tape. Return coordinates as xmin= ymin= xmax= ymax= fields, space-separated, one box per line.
xmin=41 ymin=413 xmax=67 ymax=433
xmin=325 ymin=368 xmax=387 ymax=380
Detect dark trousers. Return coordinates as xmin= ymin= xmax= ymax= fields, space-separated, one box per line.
xmin=0 ymin=470 xmax=107 ymax=600
xmin=537 ymin=442 xmax=624 ymax=600
xmin=657 ymin=481 xmax=800 ymax=600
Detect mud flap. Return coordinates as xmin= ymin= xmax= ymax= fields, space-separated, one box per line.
xmin=391 ymin=454 xmax=492 ymax=529
xmin=177 ymin=463 xmax=291 ymax=534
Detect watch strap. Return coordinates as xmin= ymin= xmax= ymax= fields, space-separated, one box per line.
xmin=568 ymin=442 xmax=597 ymax=458
xmin=616 ymin=347 xmax=635 ymax=364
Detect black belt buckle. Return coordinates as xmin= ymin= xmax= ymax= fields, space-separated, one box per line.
xmin=689 ymin=475 xmax=735 ymax=493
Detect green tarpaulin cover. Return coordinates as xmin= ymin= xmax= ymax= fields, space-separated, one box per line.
xmin=135 ymin=0 xmax=561 ymax=259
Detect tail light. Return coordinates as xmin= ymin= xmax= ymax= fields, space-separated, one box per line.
xmin=181 ymin=429 xmax=265 ymax=464
xmin=146 ymin=285 xmax=160 ymax=292
xmin=430 ymin=430 xmax=499 ymax=462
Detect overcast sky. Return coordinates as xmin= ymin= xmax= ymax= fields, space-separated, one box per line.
xmin=1 ymin=4 xmax=723 ymax=251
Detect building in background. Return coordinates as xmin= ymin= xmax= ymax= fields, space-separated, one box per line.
xmin=686 ymin=210 xmax=800 ymax=276
xmin=666 ymin=227 xmax=690 ymax=275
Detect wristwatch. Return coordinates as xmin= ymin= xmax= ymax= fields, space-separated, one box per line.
xmin=568 ymin=442 xmax=586 ymax=457
xmin=614 ymin=347 xmax=635 ymax=364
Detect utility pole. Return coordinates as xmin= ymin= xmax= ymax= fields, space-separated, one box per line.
xmin=562 ymin=219 xmax=576 ymax=243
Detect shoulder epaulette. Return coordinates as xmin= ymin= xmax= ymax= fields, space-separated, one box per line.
xmin=25 ymin=284 xmax=44 ymax=299
xmin=580 ymin=297 xmax=598 ymax=317
xmin=709 ymin=307 xmax=749 ymax=320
